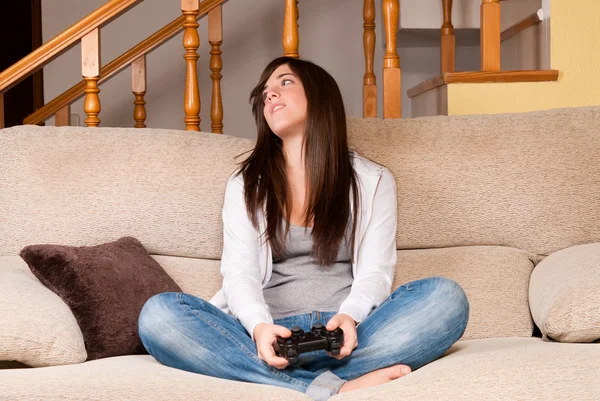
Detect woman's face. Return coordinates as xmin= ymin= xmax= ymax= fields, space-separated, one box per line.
xmin=262 ymin=64 xmax=307 ymax=140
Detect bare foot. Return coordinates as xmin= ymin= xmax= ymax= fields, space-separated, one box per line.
xmin=338 ymin=364 xmax=411 ymax=394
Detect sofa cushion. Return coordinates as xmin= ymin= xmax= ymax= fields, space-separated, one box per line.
xmin=0 ymin=256 xmax=87 ymax=367
xmin=332 ymin=337 xmax=600 ymax=400
xmin=149 ymin=255 xmax=222 ymax=301
xmin=393 ymin=246 xmax=543 ymax=340
xmin=2 ymin=338 xmax=599 ymax=400
xmin=150 ymin=247 xmax=541 ymax=341
xmin=0 ymin=354 xmax=311 ymax=401
xmin=3 ymin=106 xmax=600 ymax=262
xmin=0 ymin=125 xmax=253 ymax=259
xmin=347 ymin=105 xmax=600 ymax=256
xmin=529 ymin=242 xmax=600 ymax=342
xmin=19 ymin=236 xmax=182 ymax=361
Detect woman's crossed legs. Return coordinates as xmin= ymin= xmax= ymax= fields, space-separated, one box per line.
xmin=138 ymin=276 xmax=469 ymax=401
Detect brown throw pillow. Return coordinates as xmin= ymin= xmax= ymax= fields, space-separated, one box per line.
xmin=19 ymin=236 xmax=182 ymax=361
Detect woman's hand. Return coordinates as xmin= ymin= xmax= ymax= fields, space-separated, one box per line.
xmin=326 ymin=313 xmax=358 ymax=359
xmin=253 ymin=322 xmax=292 ymax=369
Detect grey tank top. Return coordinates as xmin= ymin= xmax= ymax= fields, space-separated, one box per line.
xmin=262 ymin=224 xmax=354 ymax=319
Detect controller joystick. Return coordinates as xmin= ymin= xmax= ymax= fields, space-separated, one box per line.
xmin=276 ymin=323 xmax=344 ymax=364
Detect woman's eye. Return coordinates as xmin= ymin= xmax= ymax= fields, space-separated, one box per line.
xmin=282 ymin=79 xmax=292 ymax=86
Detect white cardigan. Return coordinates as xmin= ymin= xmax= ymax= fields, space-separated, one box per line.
xmin=209 ymin=152 xmax=398 ymax=339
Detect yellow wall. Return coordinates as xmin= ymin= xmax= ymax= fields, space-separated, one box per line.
xmin=447 ymin=0 xmax=600 ymax=115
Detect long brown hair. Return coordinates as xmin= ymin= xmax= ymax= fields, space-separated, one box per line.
xmin=236 ymin=56 xmax=360 ymax=266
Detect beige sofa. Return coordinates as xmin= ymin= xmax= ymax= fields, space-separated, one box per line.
xmin=1 ymin=105 xmax=600 ymax=400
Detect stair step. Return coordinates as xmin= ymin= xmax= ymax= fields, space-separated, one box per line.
xmin=407 ymin=70 xmax=559 ymax=98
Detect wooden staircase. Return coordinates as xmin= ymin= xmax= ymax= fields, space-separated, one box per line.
xmin=403 ymin=1 xmax=557 ymax=117
xmin=0 ymin=0 xmax=559 ymax=130
xmin=0 ymin=0 xmax=229 ymax=131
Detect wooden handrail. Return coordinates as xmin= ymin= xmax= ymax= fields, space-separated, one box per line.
xmin=24 ymin=0 xmax=227 ymax=126
xmin=0 ymin=0 xmax=142 ymax=93
xmin=501 ymin=9 xmax=543 ymax=42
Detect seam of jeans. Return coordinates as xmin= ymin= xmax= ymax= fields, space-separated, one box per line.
xmin=176 ymin=293 xmax=309 ymax=389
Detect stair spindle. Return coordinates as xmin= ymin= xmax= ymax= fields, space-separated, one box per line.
xmin=81 ymin=28 xmax=101 ymax=127
xmin=209 ymin=5 xmax=223 ymax=134
xmin=182 ymin=0 xmax=201 ymax=131
xmin=382 ymin=0 xmax=401 ymax=118
xmin=55 ymin=105 xmax=71 ymax=126
xmin=283 ymin=0 xmax=299 ymax=58
xmin=132 ymin=55 xmax=147 ymax=128
xmin=481 ymin=0 xmax=501 ymax=71
xmin=441 ymin=0 xmax=456 ymax=73
xmin=363 ymin=0 xmax=377 ymax=118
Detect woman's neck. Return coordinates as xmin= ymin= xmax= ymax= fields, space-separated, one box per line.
xmin=282 ymin=135 xmax=306 ymax=173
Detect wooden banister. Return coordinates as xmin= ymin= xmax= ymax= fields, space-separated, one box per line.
xmin=81 ymin=28 xmax=101 ymax=127
xmin=382 ymin=0 xmax=401 ymax=118
xmin=501 ymin=9 xmax=543 ymax=42
xmin=24 ymin=0 xmax=227 ymax=126
xmin=182 ymin=0 xmax=201 ymax=131
xmin=55 ymin=105 xmax=70 ymax=126
xmin=209 ymin=5 xmax=224 ymax=134
xmin=481 ymin=0 xmax=501 ymax=71
xmin=363 ymin=0 xmax=377 ymax=118
xmin=283 ymin=0 xmax=300 ymax=58
xmin=441 ymin=0 xmax=455 ymax=73
xmin=0 ymin=0 xmax=142 ymax=93
xmin=132 ymin=55 xmax=147 ymax=128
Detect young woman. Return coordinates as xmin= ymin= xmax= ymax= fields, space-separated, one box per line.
xmin=138 ymin=57 xmax=469 ymax=401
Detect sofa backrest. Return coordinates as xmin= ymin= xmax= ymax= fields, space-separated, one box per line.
xmin=348 ymin=105 xmax=600 ymax=257
xmin=1 ymin=105 xmax=599 ymax=259
xmin=0 ymin=126 xmax=253 ymax=258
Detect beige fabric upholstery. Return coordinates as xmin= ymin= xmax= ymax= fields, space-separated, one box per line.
xmin=348 ymin=105 xmax=600 ymax=256
xmin=394 ymin=246 xmax=543 ymax=340
xmin=150 ymin=255 xmax=222 ymax=300
xmin=0 ymin=126 xmax=254 ymax=259
xmin=3 ymin=106 xmax=600 ymax=262
xmin=152 ymin=247 xmax=542 ymax=341
xmin=2 ymin=105 xmax=600 ymax=398
xmin=331 ymin=337 xmax=600 ymax=401
xmin=2 ymin=338 xmax=599 ymax=400
xmin=0 ymin=354 xmax=311 ymax=401
xmin=529 ymin=242 xmax=600 ymax=342
xmin=0 ymin=253 xmax=223 ymax=368
xmin=0 ymin=245 xmax=541 ymax=369
xmin=0 ymin=256 xmax=86 ymax=367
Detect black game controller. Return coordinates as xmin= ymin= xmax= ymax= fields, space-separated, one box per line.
xmin=276 ymin=322 xmax=344 ymax=364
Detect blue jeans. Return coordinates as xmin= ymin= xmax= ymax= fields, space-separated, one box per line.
xmin=138 ymin=276 xmax=469 ymax=401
